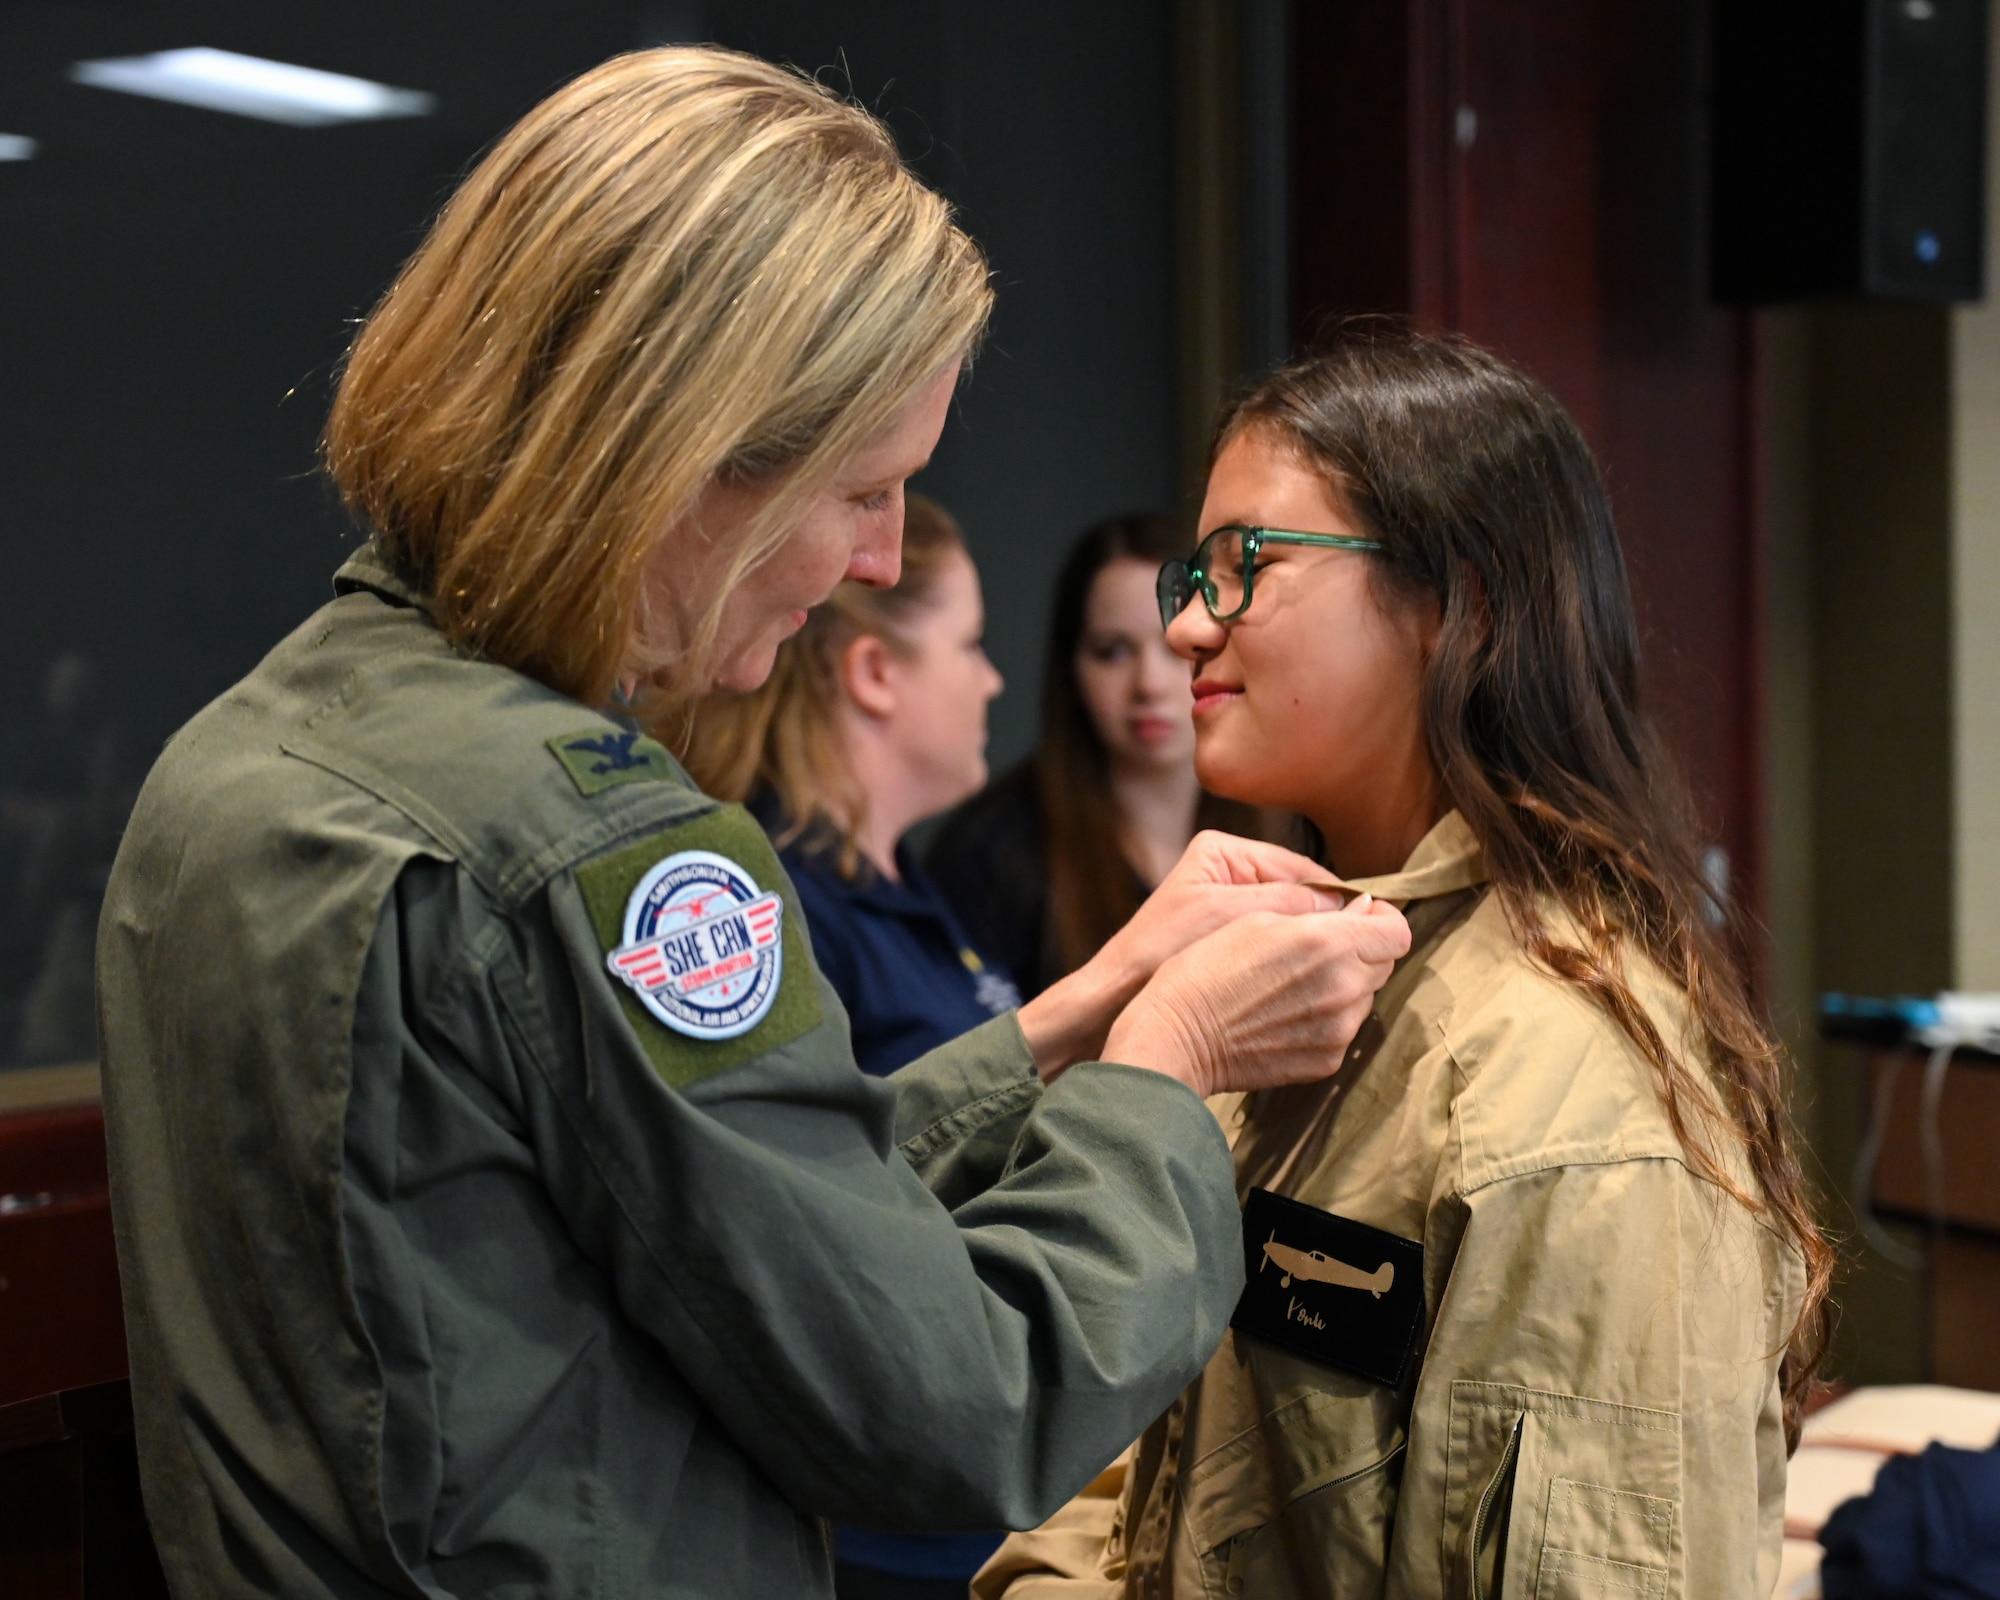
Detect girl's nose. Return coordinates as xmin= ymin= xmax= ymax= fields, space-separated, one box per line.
xmin=1136 ymin=637 xmax=1182 ymax=697
xmin=1165 ymin=600 xmax=1222 ymax=661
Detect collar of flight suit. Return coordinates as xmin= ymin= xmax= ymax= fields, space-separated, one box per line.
xmin=332 ymin=538 xmax=432 ymax=612
xmin=1318 ymin=809 xmax=1488 ymax=906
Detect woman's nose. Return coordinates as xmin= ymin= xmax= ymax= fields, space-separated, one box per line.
xmin=844 ymin=514 xmax=903 ymax=589
xmin=1165 ymin=601 xmax=1222 ymax=661
xmin=1136 ymin=637 xmax=1182 ymax=697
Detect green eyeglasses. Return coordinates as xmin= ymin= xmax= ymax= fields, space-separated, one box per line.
xmin=1156 ymin=524 xmax=1385 ymax=629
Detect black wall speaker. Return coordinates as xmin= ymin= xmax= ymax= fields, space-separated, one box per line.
xmin=1712 ymin=0 xmax=1989 ymax=304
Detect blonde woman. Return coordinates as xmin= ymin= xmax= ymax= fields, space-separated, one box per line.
xmin=94 ymin=48 xmax=1410 ymax=1600
xmin=683 ymin=495 xmax=1021 ymax=1596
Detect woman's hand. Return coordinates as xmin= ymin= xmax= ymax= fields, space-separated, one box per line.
xmin=1016 ymin=830 xmax=1408 ymax=1080
xmin=1100 ymin=898 xmax=1410 ymax=1097
xmin=1095 ymin=831 xmax=1348 ymax=994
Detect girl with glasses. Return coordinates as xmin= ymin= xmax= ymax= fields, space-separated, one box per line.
xmin=980 ymin=325 xmax=1830 ymax=1600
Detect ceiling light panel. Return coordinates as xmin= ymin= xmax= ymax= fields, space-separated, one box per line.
xmin=0 ymin=134 xmax=38 ymax=161
xmin=69 ymin=48 xmax=435 ymax=127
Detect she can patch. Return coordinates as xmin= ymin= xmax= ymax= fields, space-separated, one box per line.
xmin=606 ymin=849 xmax=786 ymax=1040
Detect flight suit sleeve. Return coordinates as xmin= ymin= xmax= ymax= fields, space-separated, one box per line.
xmin=1398 ymin=1157 xmax=1793 ymax=1600
xmin=486 ymin=819 xmax=1246 ymax=1535
xmin=889 ymin=1015 xmax=1047 ymax=1210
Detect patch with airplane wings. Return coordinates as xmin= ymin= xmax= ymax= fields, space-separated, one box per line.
xmin=608 ymin=849 xmax=785 ymax=1040
xmin=1230 ymin=1186 xmax=1426 ymax=1387
xmin=574 ymin=806 xmax=821 ymax=1086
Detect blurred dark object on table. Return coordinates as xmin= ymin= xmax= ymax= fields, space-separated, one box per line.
xmin=1820 ymin=1438 xmax=2000 ymax=1600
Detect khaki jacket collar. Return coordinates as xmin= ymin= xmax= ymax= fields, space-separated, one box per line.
xmin=1318 ymin=809 xmax=1487 ymax=906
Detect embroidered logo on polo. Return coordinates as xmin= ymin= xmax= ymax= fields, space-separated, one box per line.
xmin=605 ymin=849 xmax=786 ymax=1039
xmin=959 ymin=947 xmax=1023 ymax=1017
xmin=1231 ymin=1186 xmax=1427 ymax=1387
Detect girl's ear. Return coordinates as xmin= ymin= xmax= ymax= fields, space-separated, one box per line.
xmin=839 ymin=633 xmax=898 ymax=720
xmin=1430 ymin=559 xmax=1487 ymax=660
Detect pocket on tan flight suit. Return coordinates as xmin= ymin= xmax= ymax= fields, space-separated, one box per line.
xmin=1180 ymin=1354 xmax=1407 ymax=1599
xmin=1444 ymin=1382 xmax=1680 ymax=1600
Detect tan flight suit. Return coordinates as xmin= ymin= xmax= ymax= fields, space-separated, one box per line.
xmin=978 ymin=813 xmax=1803 ymax=1600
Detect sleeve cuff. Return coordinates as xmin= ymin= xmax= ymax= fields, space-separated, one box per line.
xmin=892 ymin=1011 xmax=1040 ymax=1163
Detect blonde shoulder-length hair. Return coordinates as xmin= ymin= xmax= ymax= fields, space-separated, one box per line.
xmin=678 ymin=495 xmax=967 ymax=879
xmin=324 ymin=46 xmax=992 ymax=708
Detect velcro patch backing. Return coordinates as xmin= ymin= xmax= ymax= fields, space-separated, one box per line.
xmin=548 ymin=727 xmax=681 ymax=796
xmin=574 ymin=806 xmax=822 ymax=1088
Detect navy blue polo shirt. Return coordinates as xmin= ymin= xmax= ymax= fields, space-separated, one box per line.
xmin=755 ymin=801 xmax=1022 ymax=1582
xmin=766 ymin=816 xmax=1021 ymax=1081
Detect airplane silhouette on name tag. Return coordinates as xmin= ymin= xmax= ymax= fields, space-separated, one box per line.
xmin=1259 ymin=1232 xmax=1394 ymax=1298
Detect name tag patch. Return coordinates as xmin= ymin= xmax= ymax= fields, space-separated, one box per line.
xmin=1231 ymin=1186 xmax=1426 ymax=1387
xmin=607 ymin=850 xmax=786 ymax=1040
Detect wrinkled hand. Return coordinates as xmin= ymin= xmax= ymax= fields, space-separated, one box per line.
xmin=1092 ymin=831 xmax=1352 ymax=994
xmin=1102 ymin=897 xmax=1410 ymax=1098
xmin=1018 ymin=831 xmax=1382 ymax=1079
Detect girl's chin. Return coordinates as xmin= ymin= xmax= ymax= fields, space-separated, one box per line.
xmin=1123 ymin=741 xmax=1196 ymax=773
xmin=1192 ymin=741 xmax=1272 ymax=808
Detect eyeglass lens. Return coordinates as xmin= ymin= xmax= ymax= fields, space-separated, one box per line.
xmin=1198 ymin=527 xmax=1250 ymax=618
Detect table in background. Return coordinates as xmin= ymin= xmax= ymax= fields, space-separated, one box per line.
xmin=0 ymin=1062 xmax=166 ymax=1598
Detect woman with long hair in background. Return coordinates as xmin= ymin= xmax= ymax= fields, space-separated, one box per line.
xmin=981 ymin=325 xmax=1831 ymax=1599
xmin=929 ymin=513 xmax=1277 ymax=996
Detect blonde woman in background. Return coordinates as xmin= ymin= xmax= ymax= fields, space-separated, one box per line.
xmin=94 ymin=47 xmax=1411 ymax=1600
xmin=682 ymin=494 xmax=1025 ymax=1598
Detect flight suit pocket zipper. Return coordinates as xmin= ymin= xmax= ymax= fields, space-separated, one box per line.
xmin=1469 ymin=1412 xmax=1524 ymax=1600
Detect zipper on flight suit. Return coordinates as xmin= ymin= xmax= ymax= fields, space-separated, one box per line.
xmin=1467 ymin=1412 xmax=1524 ymax=1600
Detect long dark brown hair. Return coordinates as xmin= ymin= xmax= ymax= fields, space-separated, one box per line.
xmin=1219 ymin=324 xmax=1830 ymax=1442
xmin=1035 ymin=514 xmax=1274 ymax=976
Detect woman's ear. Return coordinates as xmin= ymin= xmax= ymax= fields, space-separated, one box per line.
xmin=839 ymin=633 xmax=899 ymax=720
xmin=1450 ymin=559 xmax=1491 ymax=654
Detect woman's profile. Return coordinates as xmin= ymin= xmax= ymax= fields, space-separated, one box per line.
xmin=929 ymin=513 xmax=1274 ymax=997
xmin=978 ymin=326 xmax=1831 ymax=1599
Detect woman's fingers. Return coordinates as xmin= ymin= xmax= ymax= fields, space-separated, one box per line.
xmin=1103 ymin=900 xmax=1412 ymax=1097
xmin=1166 ymin=829 xmax=1328 ymax=888
xmin=1025 ymin=848 xmax=1414 ymax=1085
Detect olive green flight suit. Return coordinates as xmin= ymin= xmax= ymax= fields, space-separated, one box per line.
xmin=96 ymin=544 xmax=1244 ymax=1600
xmin=977 ymin=814 xmax=1804 ymax=1600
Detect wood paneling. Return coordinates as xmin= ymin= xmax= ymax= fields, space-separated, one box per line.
xmin=1289 ymin=0 xmax=1765 ymax=917
xmin=0 ymin=1104 xmax=126 ymax=1408
xmin=1931 ymin=1232 xmax=2000 ymax=1390
xmin=1871 ymin=1051 xmax=2000 ymax=1233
